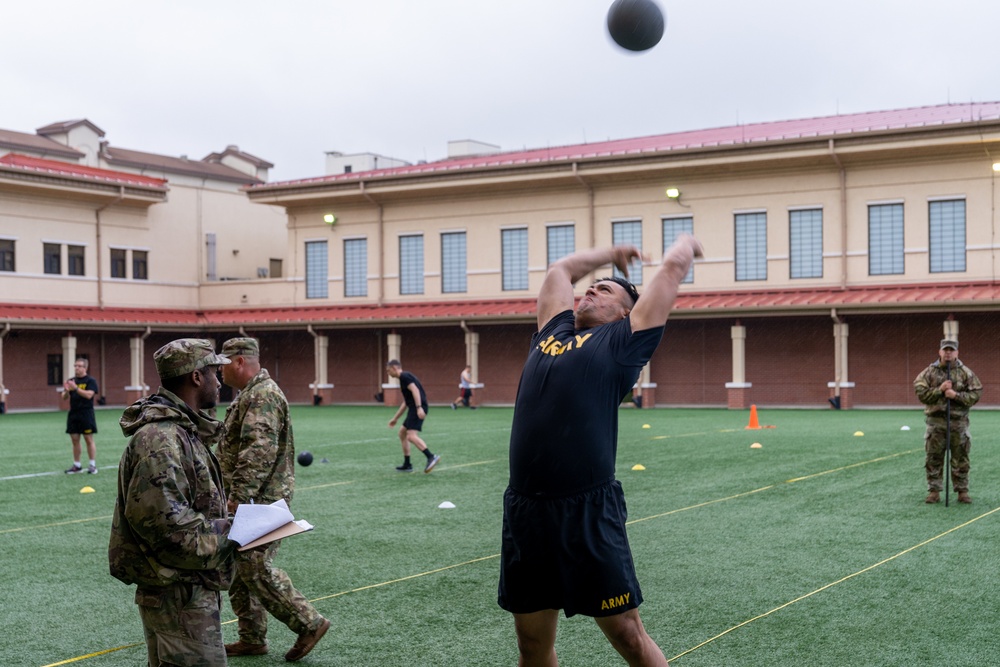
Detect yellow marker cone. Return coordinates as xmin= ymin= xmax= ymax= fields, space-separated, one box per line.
xmin=750 ymin=443 xmax=763 ymax=449
xmin=642 ymin=424 xmax=651 ymax=429
xmin=631 ymin=464 xmax=646 ymax=471
xmin=854 ymin=431 xmax=864 ymax=436
xmin=80 ymin=486 xmax=95 ymax=494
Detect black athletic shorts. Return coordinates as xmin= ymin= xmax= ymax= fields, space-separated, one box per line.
xmin=66 ymin=411 xmax=98 ymax=435
xmin=497 ymin=479 xmax=643 ymax=618
xmin=403 ymin=406 xmax=426 ymax=431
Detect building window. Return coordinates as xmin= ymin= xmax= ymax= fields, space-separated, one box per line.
xmin=501 ymin=228 xmax=528 ymax=291
xmin=789 ymin=209 xmax=823 ymax=279
xmin=344 ymin=238 xmax=367 ymax=297
xmin=305 ymin=240 xmax=329 ymax=299
xmin=735 ymin=212 xmax=767 ymax=281
xmin=441 ymin=232 xmax=467 ymax=293
xmin=47 ymin=354 xmax=63 ymax=386
xmin=110 ymin=248 xmax=126 ymax=278
xmin=929 ymin=199 xmax=966 ymax=273
xmin=546 ymin=224 xmax=575 ymax=266
xmin=44 ymin=243 xmax=61 ymax=275
xmin=67 ymin=245 xmax=85 ymax=276
xmin=612 ymin=220 xmax=643 ymax=285
xmin=0 ymin=239 xmax=14 ymax=272
xmin=399 ymin=234 xmax=424 ymax=295
xmin=662 ymin=217 xmax=694 ymax=283
xmin=869 ymin=203 xmax=904 ymax=275
xmin=132 ymin=250 xmax=148 ymax=280
xmin=269 ymin=258 xmax=283 ymax=279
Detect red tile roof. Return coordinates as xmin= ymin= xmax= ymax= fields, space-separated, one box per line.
xmin=251 ymin=102 xmax=1000 ymax=191
xmin=4 ymin=282 xmax=1000 ymax=330
xmin=0 ymin=153 xmax=168 ymax=189
xmin=678 ymin=282 xmax=1000 ymax=314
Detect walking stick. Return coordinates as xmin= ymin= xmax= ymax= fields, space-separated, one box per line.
xmin=945 ymin=361 xmax=951 ymax=507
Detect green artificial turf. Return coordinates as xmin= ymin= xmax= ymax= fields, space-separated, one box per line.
xmin=1 ymin=405 xmax=997 ymax=666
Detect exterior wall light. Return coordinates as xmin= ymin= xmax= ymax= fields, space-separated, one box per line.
xmin=323 ymin=214 xmax=337 ymax=225
xmin=665 ymin=187 xmax=681 ymax=199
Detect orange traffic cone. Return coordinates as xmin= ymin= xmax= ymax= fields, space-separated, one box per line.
xmin=746 ymin=404 xmax=761 ymax=430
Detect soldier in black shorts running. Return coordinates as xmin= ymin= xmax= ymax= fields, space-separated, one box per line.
xmin=498 ymin=234 xmax=702 ymax=666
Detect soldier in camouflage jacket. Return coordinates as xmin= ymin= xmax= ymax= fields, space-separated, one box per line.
xmin=913 ymin=338 xmax=982 ymax=504
xmin=218 ymin=338 xmax=329 ymax=661
xmin=109 ymin=338 xmax=236 ymax=667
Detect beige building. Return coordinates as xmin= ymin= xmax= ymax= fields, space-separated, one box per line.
xmin=3 ymin=103 xmax=1000 ymax=411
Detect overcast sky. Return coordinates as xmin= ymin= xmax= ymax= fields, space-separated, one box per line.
xmin=3 ymin=0 xmax=999 ymax=182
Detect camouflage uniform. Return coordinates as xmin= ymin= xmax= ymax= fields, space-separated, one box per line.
xmin=914 ymin=357 xmax=982 ymax=493
xmin=219 ymin=363 xmax=324 ymax=646
xmin=110 ymin=386 xmax=235 ymax=667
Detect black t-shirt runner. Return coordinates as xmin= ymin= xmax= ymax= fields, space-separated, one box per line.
xmin=508 ymin=310 xmax=663 ymax=496
xmin=398 ymin=371 xmax=428 ymax=411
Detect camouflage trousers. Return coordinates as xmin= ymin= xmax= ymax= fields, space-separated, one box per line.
xmin=229 ymin=540 xmax=323 ymax=644
xmin=924 ymin=417 xmax=971 ymax=492
xmin=135 ymin=583 xmax=226 ymax=667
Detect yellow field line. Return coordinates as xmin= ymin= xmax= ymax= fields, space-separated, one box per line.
xmin=784 ymin=449 xmax=919 ymax=483
xmin=297 ymin=480 xmax=354 ymax=491
xmin=39 ymin=643 xmax=143 ymax=666
xmin=626 ymin=449 xmax=920 ymax=526
xmin=650 ymin=428 xmax=740 ymax=440
xmin=669 ymin=505 xmax=1000 ymax=663
xmin=308 ymin=554 xmax=500 ymax=604
xmin=440 ymin=458 xmax=501 ymax=470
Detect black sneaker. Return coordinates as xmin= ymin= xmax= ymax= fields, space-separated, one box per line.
xmin=87 ymin=464 xmax=98 ymax=474
xmin=450 ymin=403 xmax=457 ymax=410
xmin=395 ymin=464 xmax=414 ymax=473
xmin=65 ymin=464 xmax=83 ymax=474
xmin=424 ymin=454 xmax=441 ymax=473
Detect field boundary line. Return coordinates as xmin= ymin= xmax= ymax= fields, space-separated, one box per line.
xmin=627 ymin=449 xmax=921 ymax=527
xmin=307 ymin=554 xmax=500 ymax=604
xmin=39 ymin=642 xmax=143 ymax=667
xmin=669 ymin=504 xmax=1000 ymax=662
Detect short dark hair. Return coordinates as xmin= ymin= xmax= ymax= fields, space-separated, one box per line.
xmin=387 ymin=359 xmax=401 ymax=368
xmin=594 ymin=276 xmax=639 ymax=305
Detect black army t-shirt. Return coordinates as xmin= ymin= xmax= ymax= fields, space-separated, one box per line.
xmin=508 ymin=310 xmax=663 ymax=496
xmin=398 ymin=371 xmax=428 ymax=410
xmin=68 ymin=374 xmax=99 ymax=414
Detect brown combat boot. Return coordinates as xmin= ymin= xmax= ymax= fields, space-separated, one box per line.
xmin=226 ymin=640 xmax=268 ymax=656
xmin=285 ymin=617 xmax=330 ymax=661
xmin=957 ymin=491 xmax=972 ymax=504
xmin=924 ymin=490 xmax=940 ymax=504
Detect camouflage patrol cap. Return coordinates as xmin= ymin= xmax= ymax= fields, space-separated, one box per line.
xmin=220 ymin=337 xmax=259 ymax=358
xmin=154 ymin=338 xmax=230 ymax=379
xmin=940 ymin=339 xmax=958 ymax=350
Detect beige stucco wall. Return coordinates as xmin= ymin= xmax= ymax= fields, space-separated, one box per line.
xmin=270 ymin=150 xmax=998 ymax=308
xmin=0 ymin=178 xmax=288 ymax=308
